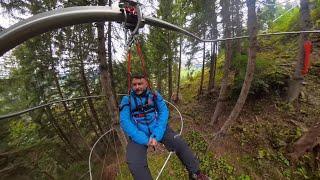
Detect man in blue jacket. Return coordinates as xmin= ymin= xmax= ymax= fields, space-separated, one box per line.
xmin=119 ymin=75 xmax=208 ymax=180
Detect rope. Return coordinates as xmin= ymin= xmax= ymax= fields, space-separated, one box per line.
xmin=127 ymin=49 xmax=132 ymax=94
xmin=135 ymin=41 xmax=152 ymax=89
xmin=126 ymin=39 xmax=152 ymax=91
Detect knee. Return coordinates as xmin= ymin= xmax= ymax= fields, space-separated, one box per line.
xmin=172 ymin=136 xmax=189 ymax=152
xmin=126 ymin=153 xmax=148 ymax=171
xmin=127 ymin=162 xmax=152 ymax=180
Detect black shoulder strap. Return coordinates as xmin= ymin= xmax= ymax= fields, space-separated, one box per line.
xmin=132 ymin=95 xmax=139 ymax=111
xmin=119 ymin=103 xmax=130 ymax=111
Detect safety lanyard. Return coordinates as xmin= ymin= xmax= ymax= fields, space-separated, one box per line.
xmin=126 ymin=40 xmax=152 ymax=94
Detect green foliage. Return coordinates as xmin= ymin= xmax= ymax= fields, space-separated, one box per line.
xmin=311 ymin=0 xmax=320 ymax=28
xmin=59 ymin=161 xmax=89 ymax=180
xmin=231 ymin=53 xmax=288 ymax=98
xmin=9 ymin=120 xmax=40 ymax=147
xmin=185 ymin=131 xmax=208 ymax=153
xmin=237 ymin=174 xmax=251 ymax=180
xmin=185 ymin=131 xmax=240 ymax=179
xmin=270 ymin=7 xmax=300 ymax=32
xmin=293 ymin=153 xmax=320 ymax=180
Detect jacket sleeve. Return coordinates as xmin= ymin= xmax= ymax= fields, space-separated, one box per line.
xmin=119 ymin=96 xmax=149 ymax=145
xmin=151 ymin=92 xmax=169 ymax=142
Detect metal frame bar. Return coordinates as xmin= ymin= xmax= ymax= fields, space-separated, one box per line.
xmin=2 ymin=6 xmax=320 ymax=56
xmin=0 ymin=95 xmax=107 ymax=121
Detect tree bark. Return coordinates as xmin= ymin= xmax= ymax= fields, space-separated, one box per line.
xmin=208 ymin=42 xmax=217 ymax=91
xmin=199 ymin=30 xmax=206 ymax=96
xmin=287 ymin=0 xmax=311 ymax=102
xmin=168 ymin=32 xmax=173 ymax=100
xmin=233 ymin=0 xmax=243 ymax=54
xmin=51 ymin=64 xmax=102 ymax=161
xmin=175 ymin=36 xmax=182 ymax=102
xmin=45 ymin=107 xmax=83 ymax=160
xmin=210 ymin=0 xmax=233 ymax=126
xmin=97 ymin=0 xmax=127 ymax=150
xmin=79 ymin=55 xmax=105 ymax=135
xmin=108 ymin=0 xmax=115 ymax=91
xmin=48 ymin=42 xmax=102 ymax=160
xmin=82 ymin=103 xmax=100 ymax=138
xmin=208 ymin=0 xmax=218 ymax=91
xmin=220 ymin=0 xmax=258 ymax=134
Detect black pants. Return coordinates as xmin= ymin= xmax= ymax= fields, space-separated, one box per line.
xmin=126 ymin=127 xmax=199 ymax=180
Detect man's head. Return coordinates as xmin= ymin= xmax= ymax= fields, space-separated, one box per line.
xmin=131 ymin=74 xmax=148 ymax=95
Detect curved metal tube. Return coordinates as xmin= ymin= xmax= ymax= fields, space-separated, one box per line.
xmin=1 ymin=6 xmax=320 ymax=56
xmin=0 ymin=6 xmax=199 ymax=56
xmin=144 ymin=16 xmax=204 ymax=42
xmin=0 ymin=6 xmax=127 ymax=56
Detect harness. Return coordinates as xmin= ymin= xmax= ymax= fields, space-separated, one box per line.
xmin=130 ymin=91 xmax=157 ymax=125
xmin=119 ymin=0 xmax=156 ymax=136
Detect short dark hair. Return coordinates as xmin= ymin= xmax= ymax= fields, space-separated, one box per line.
xmin=131 ymin=74 xmax=145 ymax=80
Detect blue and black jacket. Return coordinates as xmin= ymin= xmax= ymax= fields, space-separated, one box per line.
xmin=119 ymin=89 xmax=169 ymax=145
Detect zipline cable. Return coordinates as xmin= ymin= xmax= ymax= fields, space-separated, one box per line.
xmin=201 ymin=30 xmax=320 ymax=42
xmin=272 ymin=4 xmax=298 ymax=22
xmin=0 ymin=95 xmax=107 ymax=121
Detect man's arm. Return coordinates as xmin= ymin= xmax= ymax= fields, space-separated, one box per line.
xmin=150 ymin=92 xmax=169 ymax=142
xmin=120 ymin=96 xmax=149 ymax=145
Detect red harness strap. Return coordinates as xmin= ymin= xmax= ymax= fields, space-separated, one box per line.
xmin=302 ymin=41 xmax=312 ymax=75
xmin=127 ymin=49 xmax=132 ymax=94
xmin=136 ymin=41 xmax=152 ymax=89
xmin=126 ymin=40 xmax=152 ymax=93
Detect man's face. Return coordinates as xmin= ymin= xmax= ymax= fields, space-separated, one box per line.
xmin=132 ymin=78 xmax=148 ymax=95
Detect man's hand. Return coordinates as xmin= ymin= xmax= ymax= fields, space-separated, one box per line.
xmin=148 ymin=138 xmax=157 ymax=146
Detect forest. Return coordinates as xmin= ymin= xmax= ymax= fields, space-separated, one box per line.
xmin=0 ymin=0 xmax=319 ymax=179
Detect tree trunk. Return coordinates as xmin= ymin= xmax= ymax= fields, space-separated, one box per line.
xmin=199 ymin=30 xmax=206 ymax=96
xmin=45 ymin=107 xmax=83 ymax=160
xmin=108 ymin=0 xmax=115 ymax=91
xmin=208 ymin=42 xmax=217 ymax=91
xmin=82 ymin=103 xmax=100 ymax=138
xmin=51 ymin=64 xmax=102 ymax=161
xmin=48 ymin=42 xmax=102 ymax=160
xmin=219 ymin=0 xmax=258 ymax=134
xmin=168 ymin=32 xmax=173 ymax=100
xmin=234 ymin=0 xmax=242 ymax=55
xmin=79 ymin=55 xmax=105 ymax=135
xmin=97 ymin=0 xmax=127 ymax=150
xmin=175 ymin=36 xmax=182 ymax=102
xmin=287 ymin=0 xmax=311 ymax=102
xmin=210 ymin=0 xmax=233 ymax=126
xmin=208 ymin=0 xmax=218 ymax=91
